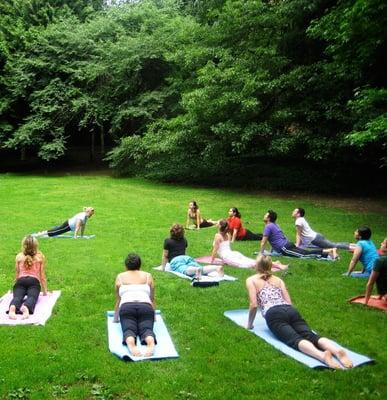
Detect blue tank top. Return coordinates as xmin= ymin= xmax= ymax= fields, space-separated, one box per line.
xmin=357 ymin=240 xmax=379 ymax=273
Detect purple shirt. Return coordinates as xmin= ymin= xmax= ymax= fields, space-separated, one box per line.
xmin=263 ymin=222 xmax=288 ymax=252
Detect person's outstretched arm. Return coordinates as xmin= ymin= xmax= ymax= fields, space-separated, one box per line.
xmin=295 ymin=225 xmax=302 ymax=247
xmin=39 ymin=254 xmax=48 ymax=295
xmin=113 ymin=278 xmax=121 ymax=323
xmin=196 ymin=209 xmax=201 ymax=230
xmin=365 ymin=270 xmax=379 ymax=304
xmin=260 ymin=236 xmax=268 ymax=254
xmin=148 ymin=274 xmax=156 ymax=310
xmin=161 ymin=250 xmax=169 ymax=271
xmin=211 ymin=234 xmax=220 ymax=263
xmin=74 ymin=219 xmax=82 ymax=239
xmin=347 ymin=246 xmax=362 ymax=275
xmin=246 ymin=277 xmax=258 ymax=329
xmin=280 ymin=279 xmax=292 ymax=304
xmin=186 ymin=210 xmax=190 ymax=228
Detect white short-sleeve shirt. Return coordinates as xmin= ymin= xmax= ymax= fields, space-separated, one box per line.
xmin=68 ymin=212 xmax=87 ymax=231
xmin=295 ymin=217 xmax=317 ymax=245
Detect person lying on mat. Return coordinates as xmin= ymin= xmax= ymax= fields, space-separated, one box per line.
xmin=186 ymin=200 xmax=218 ymax=230
xmin=33 ymin=207 xmax=94 ymax=239
xmin=8 ymin=235 xmax=48 ymax=320
xmin=113 ymin=253 xmax=156 ymax=357
xmin=246 ymin=255 xmax=353 ymax=369
xmin=260 ymin=210 xmax=338 ymax=260
xmin=292 ymin=207 xmax=353 ymax=250
xmin=347 ymin=226 xmax=379 ymax=277
xmin=365 ymin=239 xmax=387 ymax=305
xmin=162 ymin=223 xmax=224 ymax=279
xmin=211 ymin=220 xmax=288 ymax=270
xmin=227 ymin=207 xmax=262 ymax=243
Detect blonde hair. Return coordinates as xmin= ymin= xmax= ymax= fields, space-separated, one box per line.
xmin=83 ymin=206 xmax=94 ymax=215
xmin=21 ymin=235 xmax=38 ymax=270
xmin=256 ymin=255 xmax=273 ymax=281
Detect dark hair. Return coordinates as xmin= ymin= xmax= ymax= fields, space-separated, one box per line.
xmin=230 ymin=207 xmax=241 ymax=218
xmin=170 ymin=223 xmax=185 ymax=240
xmin=297 ymin=208 xmax=305 ymax=217
xmin=125 ymin=253 xmax=141 ymax=270
xmin=190 ymin=201 xmax=198 ymax=211
xmin=357 ymin=226 xmax=372 ymax=240
xmin=218 ymin=219 xmax=228 ymax=234
xmin=267 ymin=209 xmax=277 ymax=223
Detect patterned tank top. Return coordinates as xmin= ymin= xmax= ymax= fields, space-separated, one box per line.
xmin=257 ymin=282 xmax=289 ymax=317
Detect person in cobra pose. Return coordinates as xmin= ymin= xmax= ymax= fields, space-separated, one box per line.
xmin=211 ymin=220 xmax=287 ymax=270
xmin=8 ymin=235 xmax=48 ymax=320
xmin=186 ymin=201 xmax=218 ymax=230
xmin=113 ymin=253 xmax=156 ymax=357
xmin=227 ymin=207 xmax=262 ymax=242
xmin=246 ymin=255 xmax=353 ymax=369
xmin=33 ymin=207 xmax=94 ymax=239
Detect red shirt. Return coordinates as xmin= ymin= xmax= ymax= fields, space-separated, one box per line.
xmin=227 ymin=216 xmax=246 ymax=239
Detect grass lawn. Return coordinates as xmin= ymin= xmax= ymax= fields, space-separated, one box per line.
xmin=0 ymin=174 xmax=386 ymax=400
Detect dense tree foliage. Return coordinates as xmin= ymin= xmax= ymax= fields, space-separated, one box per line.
xmin=0 ymin=0 xmax=385 ymax=178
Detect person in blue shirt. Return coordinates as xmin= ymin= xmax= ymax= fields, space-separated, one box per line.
xmin=347 ymin=226 xmax=379 ymax=277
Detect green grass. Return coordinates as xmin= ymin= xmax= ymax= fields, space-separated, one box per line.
xmin=0 ymin=174 xmax=386 ymax=400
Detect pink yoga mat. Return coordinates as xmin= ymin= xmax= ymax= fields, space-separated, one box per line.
xmin=195 ymin=256 xmax=224 ymax=265
xmin=349 ymin=295 xmax=387 ymax=311
xmin=0 ymin=290 xmax=61 ymax=325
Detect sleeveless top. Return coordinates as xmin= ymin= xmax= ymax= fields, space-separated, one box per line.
xmin=118 ymin=274 xmax=152 ymax=306
xmin=257 ymin=282 xmax=289 ymax=317
xmin=218 ymin=239 xmax=231 ymax=257
xmin=17 ymin=254 xmax=44 ymax=283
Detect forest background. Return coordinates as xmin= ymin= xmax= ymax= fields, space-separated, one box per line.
xmin=0 ymin=0 xmax=386 ymax=194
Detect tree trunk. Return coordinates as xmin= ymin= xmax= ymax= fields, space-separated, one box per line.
xmin=100 ymin=125 xmax=105 ymax=158
xmin=90 ymin=129 xmax=95 ymax=161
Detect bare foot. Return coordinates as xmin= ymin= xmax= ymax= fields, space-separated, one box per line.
xmin=195 ymin=268 xmax=202 ymax=280
xmin=128 ymin=344 xmax=142 ymax=357
xmin=8 ymin=305 xmax=17 ymax=320
xmin=217 ymin=266 xmax=224 ymax=277
xmin=143 ymin=337 xmax=155 ymax=357
xmin=323 ymin=350 xmax=341 ymax=369
xmin=21 ymin=306 xmax=29 ymax=320
xmin=337 ymin=349 xmax=353 ymax=368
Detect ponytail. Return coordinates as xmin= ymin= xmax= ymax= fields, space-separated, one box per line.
xmin=21 ymin=235 xmax=38 ymax=270
xmin=256 ymin=255 xmax=273 ymax=281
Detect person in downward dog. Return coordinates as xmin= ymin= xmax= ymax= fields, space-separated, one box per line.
xmin=246 ymin=255 xmax=353 ymax=369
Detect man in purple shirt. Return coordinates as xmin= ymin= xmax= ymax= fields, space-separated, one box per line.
xmin=260 ymin=210 xmax=338 ymax=259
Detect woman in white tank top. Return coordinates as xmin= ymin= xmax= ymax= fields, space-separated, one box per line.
xmin=113 ymin=253 xmax=156 ymax=357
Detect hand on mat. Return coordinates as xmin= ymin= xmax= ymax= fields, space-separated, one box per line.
xmin=247 ymin=324 xmax=254 ymax=330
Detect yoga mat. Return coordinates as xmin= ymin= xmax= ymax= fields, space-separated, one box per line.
xmin=0 ymin=290 xmax=61 ymax=326
xmin=38 ymin=234 xmax=95 ymax=239
xmin=349 ymin=296 xmax=387 ymax=311
xmin=154 ymin=265 xmax=237 ymax=282
xmin=107 ymin=310 xmax=179 ymax=362
xmin=195 ymin=256 xmax=224 ymax=265
xmin=196 ymin=255 xmax=285 ymax=271
xmin=343 ymin=272 xmax=370 ymax=278
xmin=224 ymin=309 xmax=374 ymax=369
xmin=254 ymin=250 xmax=337 ymax=262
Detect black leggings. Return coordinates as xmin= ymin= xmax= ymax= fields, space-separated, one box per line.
xmin=47 ymin=220 xmax=71 ymax=237
xmin=9 ymin=276 xmax=41 ymax=314
xmin=199 ymin=220 xmax=215 ymax=228
xmin=119 ymin=302 xmax=156 ymax=345
xmin=281 ymin=242 xmax=325 ymax=259
xmin=265 ymin=305 xmax=321 ymax=350
xmin=239 ymin=229 xmax=263 ymax=241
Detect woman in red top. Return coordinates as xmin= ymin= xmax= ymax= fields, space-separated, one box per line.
xmin=8 ymin=235 xmax=48 ymax=320
xmin=227 ymin=207 xmax=262 ymax=243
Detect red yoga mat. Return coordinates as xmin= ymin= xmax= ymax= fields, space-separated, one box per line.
xmin=349 ymin=295 xmax=387 ymax=311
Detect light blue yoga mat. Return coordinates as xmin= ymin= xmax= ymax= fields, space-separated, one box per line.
xmin=224 ymin=309 xmax=374 ymax=369
xmin=39 ymin=234 xmax=95 ymax=239
xmin=107 ymin=310 xmax=179 ymax=362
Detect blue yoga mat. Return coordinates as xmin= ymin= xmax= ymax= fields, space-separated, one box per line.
xmin=39 ymin=234 xmax=95 ymax=239
xmin=107 ymin=310 xmax=179 ymax=362
xmin=224 ymin=309 xmax=374 ymax=369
